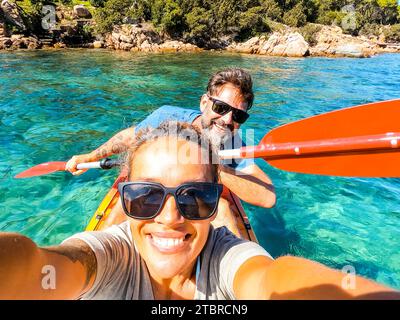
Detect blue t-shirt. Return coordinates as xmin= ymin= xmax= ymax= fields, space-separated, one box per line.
xmin=134 ymin=106 xmax=253 ymax=171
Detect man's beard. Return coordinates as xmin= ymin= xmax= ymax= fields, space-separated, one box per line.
xmin=201 ymin=117 xmax=234 ymax=150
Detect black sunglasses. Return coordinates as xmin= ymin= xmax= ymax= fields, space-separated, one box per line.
xmin=208 ymin=95 xmax=250 ymax=124
xmin=118 ymin=182 xmax=223 ymax=220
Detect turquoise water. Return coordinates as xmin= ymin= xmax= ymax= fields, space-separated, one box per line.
xmin=1 ymin=50 xmax=400 ymax=290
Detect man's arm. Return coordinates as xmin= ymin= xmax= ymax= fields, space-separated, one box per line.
xmin=219 ymin=164 xmax=276 ymax=208
xmin=66 ymin=126 xmax=136 ymax=175
xmin=0 ymin=233 xmax=96 ymax=299
xmin=233 ymin=255 xmax=400 ymax=300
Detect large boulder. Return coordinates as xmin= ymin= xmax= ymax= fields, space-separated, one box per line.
xmin=1 ymin=0 xmax=26 ymax=31
xmin=0 ymin=36 xmax=12 ymax=49
xmin=310 ymin=26 xmax=379 ymax=58
xmin=73 ymin=5 xmax=92 ymax=19
xmin=258 ymin=32 xmax=309 ymax=57
xmin=228 ymin=36 xmax=262 ymax=54
xmin=92 ymin=40 xmax=103 ymax=48
xmin=6 ymin=34 xmax=41 ymax=49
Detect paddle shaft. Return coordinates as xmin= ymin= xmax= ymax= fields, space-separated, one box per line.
xmin=219 ymin=132 xmax=400 ymax=160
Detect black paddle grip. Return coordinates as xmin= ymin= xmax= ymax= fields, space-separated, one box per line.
xmin=100 ymin=158 xmax=122 ymax=170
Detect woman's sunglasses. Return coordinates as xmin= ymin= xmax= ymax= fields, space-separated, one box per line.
xmin=118 ymin=182 xmax=223 ymax=220
xmin=208 ymin=95 xmax=250 ymax=124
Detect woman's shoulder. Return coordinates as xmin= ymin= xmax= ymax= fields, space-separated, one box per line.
xmin=207 ymin=226 xmax=272 ymax=261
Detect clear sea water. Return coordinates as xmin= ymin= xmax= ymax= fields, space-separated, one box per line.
xmin=1 ymin=50 xmax=399 ymax=290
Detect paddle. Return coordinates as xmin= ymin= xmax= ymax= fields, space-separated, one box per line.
xmin=14 ymin=99 xmax=400 ymax=178
xmin=219 ymin=98 xmax=400 ymax=177
xmin=14 ymin=158 xmax=121 ymax=179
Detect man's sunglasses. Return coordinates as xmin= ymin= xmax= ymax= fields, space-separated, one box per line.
xmin=118 ymin=182 xmax=223 ymax=220
xmin=208 ymin=95 xmax=250 ymax=124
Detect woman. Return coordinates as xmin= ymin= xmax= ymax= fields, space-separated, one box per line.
xmin=0 ymin=122 xmax=398 ymax=299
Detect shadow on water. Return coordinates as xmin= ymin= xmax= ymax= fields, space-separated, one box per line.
xmin=248 ymin=205 xmax=304 ymax=258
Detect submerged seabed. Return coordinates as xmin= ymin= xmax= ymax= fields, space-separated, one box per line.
xmin=1 ymin=50 xmax=399 ymax=289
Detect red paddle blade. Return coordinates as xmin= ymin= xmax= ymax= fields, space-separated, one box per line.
xmin=14 ymin=162 xmax=67 ymax=179
xmin=260 ymin=99 xmax=400 ymax=177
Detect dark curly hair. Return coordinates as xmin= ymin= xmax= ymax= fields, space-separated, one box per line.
xmin=125 ymin=121 xmax=219 ymax=181
xmin=206 ymin=68 xmax=254 ymax=109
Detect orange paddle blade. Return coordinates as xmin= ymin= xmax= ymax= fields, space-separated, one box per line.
xmin=14 ymin=162 xmax=67 ymax=179
xmin=259 ymin=99 xmax=400 ymax=177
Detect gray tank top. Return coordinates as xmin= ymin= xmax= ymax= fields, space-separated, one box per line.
xmin=63 ymin=221 xmax=272 ymax=300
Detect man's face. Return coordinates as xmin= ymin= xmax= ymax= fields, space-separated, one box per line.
xmin=200 ymin=83 xmax=248 ymax=147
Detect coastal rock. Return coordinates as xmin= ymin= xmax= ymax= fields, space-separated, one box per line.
xmin=73 ymin=5 xmax=92 ymax=19
xmin=227 ymin=32 xmax=309 ymax=57
xmin=0 ymin=0 xmax=26 ymax=31
xmin=0 ymin=36 xmax=12 ymax=49
xmin=119 ymin=41 xmax=133 ymax=51
xmin=310 ymin=26 xmax=379 ymax=58
xmin=229 ymin=36 xmax=261 ymax=54
xmin=258 ymin=32 xmax=309 ymax=57
xmin=158 ymin=40 xmax=201 ymax=52
xmin=25 ymin=36 xmax=41 ymax=49
xmin=105 ymin=24 xmax=201 ymax=53
xmin=6 ymin=34 xmax=41 ymax=50
xmin=92 ymin=40 xmax=103 ymax=48
xmin=139 ymin=39 xmax=152 ymax=51
xmin=10 ymin=34 xmax=23 ymax=41
xmin=54 ymin=42 xmax=67 ymax=49
xmin=120 ymin=34 xmax=133 ymax=44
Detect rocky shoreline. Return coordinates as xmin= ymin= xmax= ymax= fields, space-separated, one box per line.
xmin=1 ymin=0 xmax=399 ymax=58
xmin=227 ymin=26 xmax=400 ymax=58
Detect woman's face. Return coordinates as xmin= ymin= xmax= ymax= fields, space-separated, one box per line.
xmin=127 ymin=137 xmax=215 ymax=280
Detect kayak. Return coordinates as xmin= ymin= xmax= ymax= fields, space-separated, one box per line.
xmin=85 ymin=173 xmax=258 ymax=242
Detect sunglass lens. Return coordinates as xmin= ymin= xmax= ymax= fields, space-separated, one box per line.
xmin=122 ymin=184 xmax=164 ymax=219
xmin=232 ymin=110 xmax=249 ymax=124
xmin=212 ymin=101 xmax=231 ymax=115
xmin=176 ymin=184 xmax=219 ymax=219
xmin=212 ymin=99 xmax=249 ymax=124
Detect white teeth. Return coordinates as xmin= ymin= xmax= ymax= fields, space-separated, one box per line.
xmin=152 ymin=236 xmax=184 ymax=249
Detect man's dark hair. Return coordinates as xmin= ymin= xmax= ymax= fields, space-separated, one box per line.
xmin=206 ymin=68 xmax=254 ymax=109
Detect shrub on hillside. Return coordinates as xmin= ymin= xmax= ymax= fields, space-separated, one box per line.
xmin=358 ymin=23 xmax=382 ymax=38
xmin=260 ymin=0 xmax=283 ymax=21
xmin=184 ymin=6 xmax=211 ymax=39
xmin=94 ymin=0 xmax=142 ymax=33
xmin=90 ymin=0 xmax=106 ymax=8
xmin=316 ymin=10 xmax=342 ymax=25
xmin=299 ymin=23 xmax=322 ymax=46
xmin=282 ymin=2 xmax=307 ymax=27
xmin=151 ymin=0 xmax=184 ymax=35
xmin=238 ymin=6 xmax=270 ymax=39
xmin=383 ymin=23 xmax=400 ymax=42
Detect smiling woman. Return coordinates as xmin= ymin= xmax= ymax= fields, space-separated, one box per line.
xmin=0 ymin=122 xmax=398 ymax=300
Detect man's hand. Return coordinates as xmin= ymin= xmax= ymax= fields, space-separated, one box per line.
xmin=65 ymin=153 xmax=94 ymax=176
xmin=66 ymin=127 xmax=136 ymax=176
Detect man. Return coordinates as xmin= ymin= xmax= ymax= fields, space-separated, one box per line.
xmin=66 ymin=68 xmax=276 ymax=233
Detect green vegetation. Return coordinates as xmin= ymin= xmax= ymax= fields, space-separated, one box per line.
xmin=92 ymin=0 xmax=400 ymax=39
xmin=298 ymin=23 xmax=323 ymax=45
xmin=6 ymin=0 xmax=400 ymax=44
xmin=383 ymin=23 xmax=400 ymax=42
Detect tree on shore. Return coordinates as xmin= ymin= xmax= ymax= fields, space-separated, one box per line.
xmin=7 ymin=0 xmax=400 ymax=43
